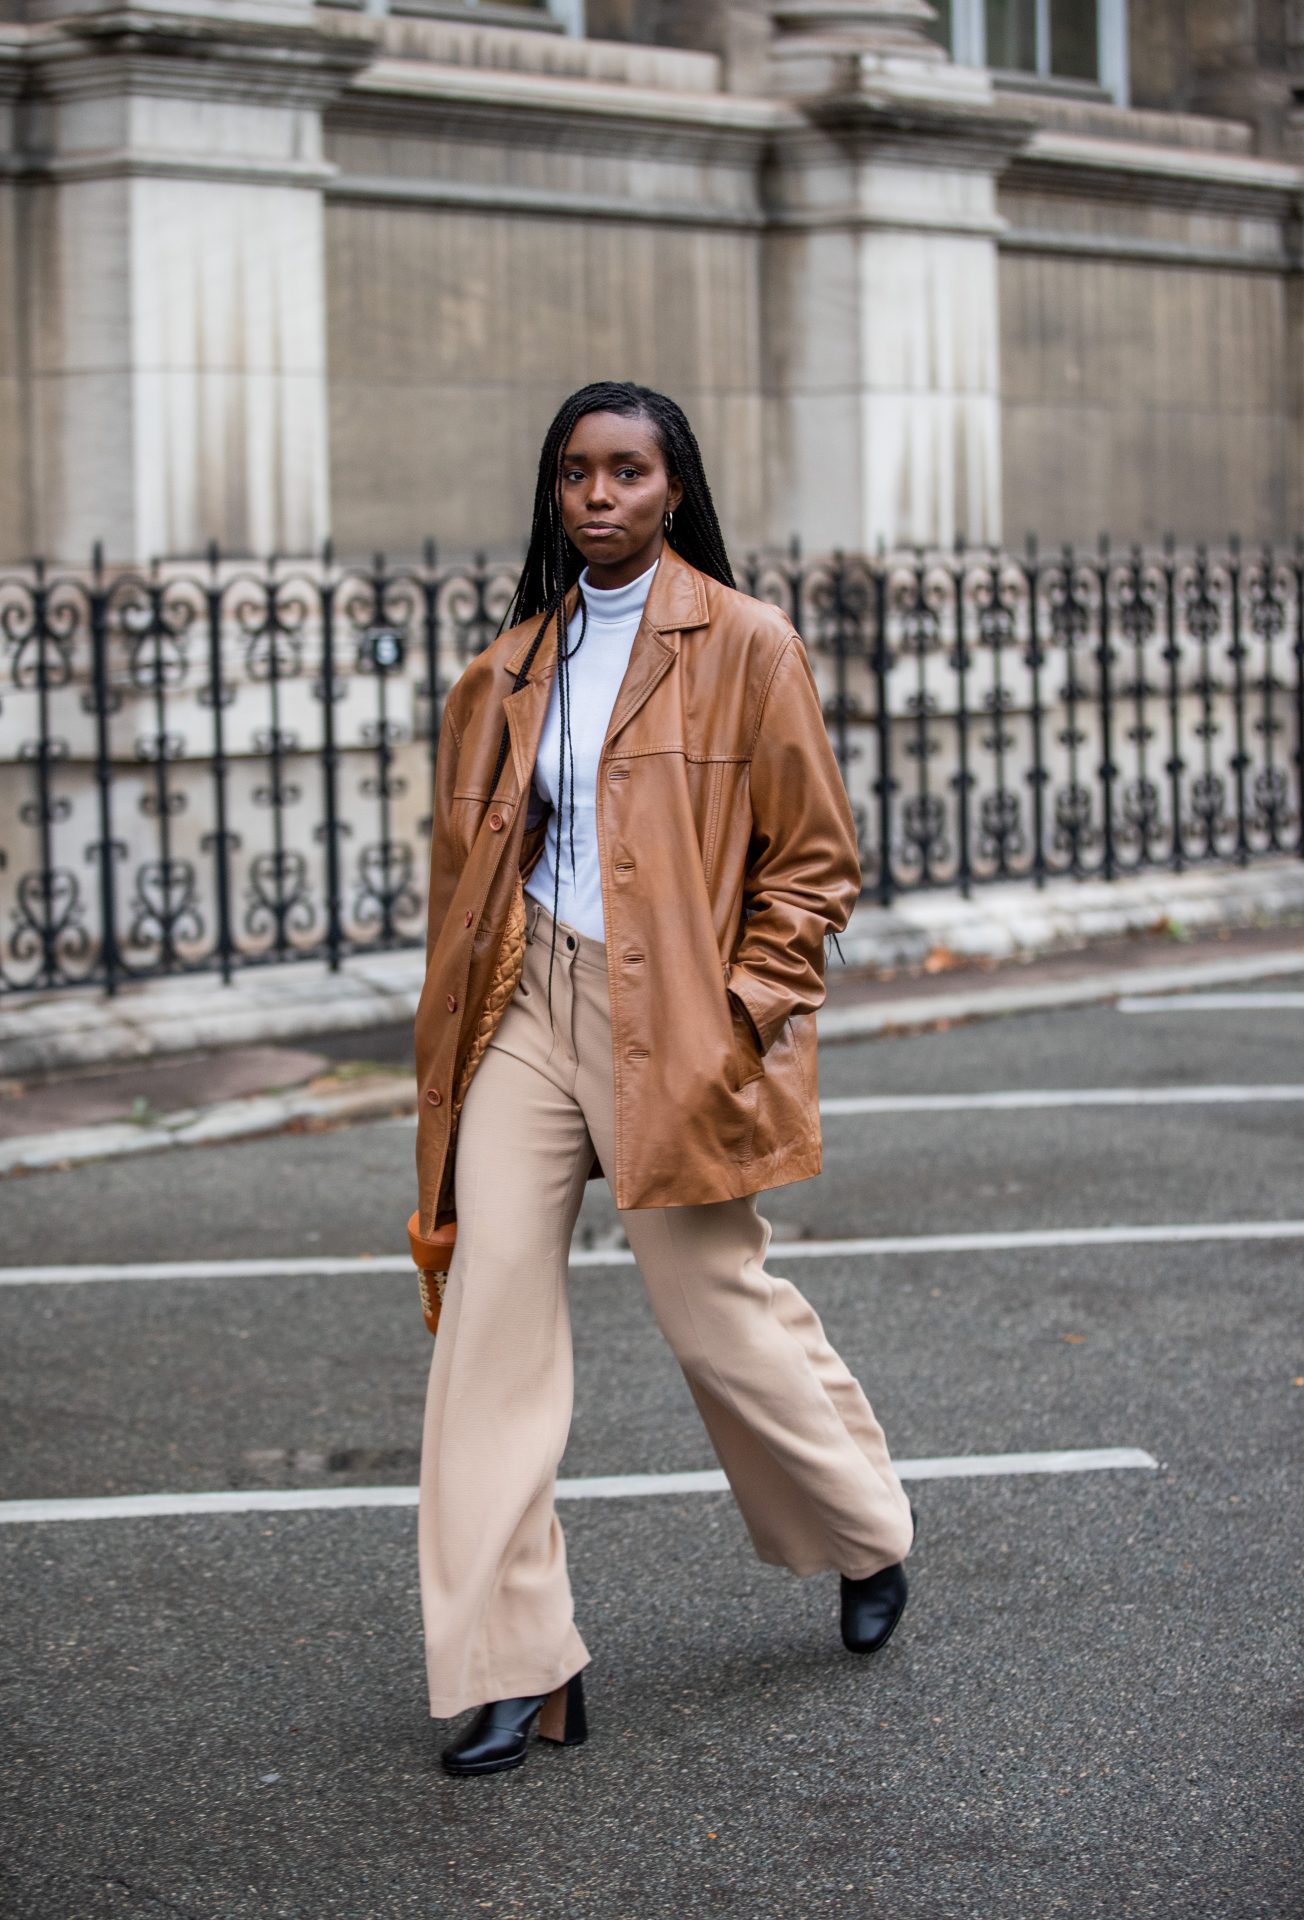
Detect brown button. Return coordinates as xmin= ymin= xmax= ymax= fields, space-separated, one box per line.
xmin=446 ymin=993 xmax=457 ymax=1013
xmin=425 ymin=1088 xmax=442 ymax=1107
xmin=488 ymin=812 xmax=503 ymax=831
xmin=463 ymin=909 xmax=474 ymax=927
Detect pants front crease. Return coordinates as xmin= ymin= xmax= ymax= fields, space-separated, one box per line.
xmin=417 ymin=898 xmax=913 ymax=1719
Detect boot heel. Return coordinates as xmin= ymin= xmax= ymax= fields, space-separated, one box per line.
xmin=537 ymin=1670 xmax=587 ymax=1747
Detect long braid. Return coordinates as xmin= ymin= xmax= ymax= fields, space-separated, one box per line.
xmin=490 ymin=381 xmax=737 ymax=1025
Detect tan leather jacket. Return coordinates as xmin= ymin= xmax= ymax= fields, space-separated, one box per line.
xmin=413 ymin=541 xmax=861 ymax=1236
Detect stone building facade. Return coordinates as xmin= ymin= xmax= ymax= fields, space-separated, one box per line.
xmin=0 ymin=0 xmax=1300 ymax=564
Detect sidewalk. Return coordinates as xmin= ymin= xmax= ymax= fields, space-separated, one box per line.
xmin=2 ymin=860 xmax=1301 ymax=1176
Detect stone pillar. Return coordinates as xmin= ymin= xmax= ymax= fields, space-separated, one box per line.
xmin=762 ymin=1 xmax=1031 ymax=551
xmin=12 ymin=0 xmax=370 ymax=562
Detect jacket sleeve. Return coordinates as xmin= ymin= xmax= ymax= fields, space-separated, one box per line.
xmin=725 ymin=633 xmax=862 ymax=1054
xmin=424 ymin=697 xmax=463 ymax=970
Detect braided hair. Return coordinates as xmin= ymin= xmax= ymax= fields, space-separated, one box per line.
xmin=489 ymin=381 xmax=736 ymax=1022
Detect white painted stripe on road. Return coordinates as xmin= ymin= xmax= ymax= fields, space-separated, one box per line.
xmin=821 ymin=1084 xmax=1304 ymax=1115
xmin=0 ymin=1448 xmax=1159 ymax=1525
xmin=3 ymin=1219 xmax=1302 ymax=1288
xmin=1118 ymin=993 xmax=1304 ymax=1014
xmin=384 ymin=1078 xmax=1304 ymax=1127
xmin=556 ymin=1449 xmax=1158 ymax=1498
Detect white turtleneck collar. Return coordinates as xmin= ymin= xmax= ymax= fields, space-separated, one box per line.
xmin=576 ymin=555 xmax=660 ymax=627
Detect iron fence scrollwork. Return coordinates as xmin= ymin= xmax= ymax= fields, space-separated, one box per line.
xmin=0 ymin=536 xmax=1300 ymax=998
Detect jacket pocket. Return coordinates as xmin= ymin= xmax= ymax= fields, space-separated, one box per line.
xmin=728 ymin=994 xmax=764 ymax=1090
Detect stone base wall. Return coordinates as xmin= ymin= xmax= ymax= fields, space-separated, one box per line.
xmin=995 ymin=94 xmax=1300 ymax=546
xmin=0 ymin=3 xmax=1300 ymax=565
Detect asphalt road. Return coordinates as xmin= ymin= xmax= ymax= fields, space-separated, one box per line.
xmin=1 ymin=991 xmax=1301 ymax=1919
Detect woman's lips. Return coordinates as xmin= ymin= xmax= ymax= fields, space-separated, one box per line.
xmin=581 ymin=525 xmax=620 ymax=535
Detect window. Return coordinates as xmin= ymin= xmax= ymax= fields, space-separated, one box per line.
xmin=926 ymin=0 xmax=1128 ymax=103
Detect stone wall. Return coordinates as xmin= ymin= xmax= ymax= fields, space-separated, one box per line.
xmin=1129 ymin=0 xmax=1304 ymax=158
xmin=321 ymin=14 xmax=770 ymax=559
xmin=996 ymin=99 xmax=1300 ymax=545
xmin=0 ymin=1 xmax=1300 ymax=565
xmin=326 ymin=201 xmax=768 ymax=560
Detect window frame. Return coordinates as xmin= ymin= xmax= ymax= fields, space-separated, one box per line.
xmin=940 ymin=0 xmax=1129 ymax=105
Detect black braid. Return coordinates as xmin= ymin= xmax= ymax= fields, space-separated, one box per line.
xmin=488 ymin=382 xmax=736 ymax=1024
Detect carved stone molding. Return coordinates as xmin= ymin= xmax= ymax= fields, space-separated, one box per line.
xmin=768 ymin=1 xmax=944 ymax=57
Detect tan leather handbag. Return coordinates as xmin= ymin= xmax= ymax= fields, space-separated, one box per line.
xmin=407 ymin=871 xmax=528 ymax=1335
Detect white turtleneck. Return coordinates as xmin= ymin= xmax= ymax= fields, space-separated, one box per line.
xmin=523 ymin=554 xmax=659 ymax=944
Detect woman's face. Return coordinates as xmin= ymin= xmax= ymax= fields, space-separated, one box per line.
xmin=556 ymin=409 xmax=685 ymax=587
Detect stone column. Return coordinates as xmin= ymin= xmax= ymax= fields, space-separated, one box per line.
xmin=13 ymin=0 xmax=370 ymax=562
xmin=762 ymin=0 xmax=1031 ymax=550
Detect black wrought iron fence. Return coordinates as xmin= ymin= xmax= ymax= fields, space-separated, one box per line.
xmin=1 ymin=537 xmax=1300 ymax=998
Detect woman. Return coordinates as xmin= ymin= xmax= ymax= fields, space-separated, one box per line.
xmin=412 ymin=380 xmax=915 ymax=1778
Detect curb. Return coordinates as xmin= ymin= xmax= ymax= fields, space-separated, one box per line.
xmin=4 ymin=946 xmax=1303 ymax=1178
xmin=0 ymin=1073 xmax=415 ymax=1177
xmin=818 ymin=948 xmax=1304 ymax=1039
xmin=3 ymin=859 xmax=1302 ymax=1083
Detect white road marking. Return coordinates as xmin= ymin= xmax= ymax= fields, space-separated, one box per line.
xmin=1118 ymin=993 xmax=1304 ymax=1014
xmin=0 ymin=1448 xmax=1159 ymax=1526
xmin=381 ymin=1078 xmax=1304 ymax=1128
xmin=2 ymin=1219 xmax=1302 ymax=1288
xmin=816 ymin=948 xmax=1304 ymax=1040
xmin=821 ymin=1084 xmax=1304 ymax=1115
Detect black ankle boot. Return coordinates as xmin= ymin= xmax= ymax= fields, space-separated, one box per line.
xmin=440 ymin=1670 xmax=587 ymax=1777
xmin=840 ymin=1501 xmax=917 ymax=1655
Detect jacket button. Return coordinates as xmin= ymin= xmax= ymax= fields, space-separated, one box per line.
xmin=425 ymin=1088 xmax=442 ymax=1107
xmin=446 ymin=993 xmax=457 ymax=1013
xmin=489 ymin=812 xmax=503 ymax=831
xmin=464 ymin=909 xmax=474 ymax=926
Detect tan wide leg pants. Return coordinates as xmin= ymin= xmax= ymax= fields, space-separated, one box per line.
xmin=417 ymin=897 xmax=913 ymax=1718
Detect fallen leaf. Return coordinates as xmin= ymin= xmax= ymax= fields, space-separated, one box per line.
xmin=923 ymin=946 xmax=965 ymax=974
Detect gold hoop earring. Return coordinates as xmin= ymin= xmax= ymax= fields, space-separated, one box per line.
xmin=664 ymin=508 xmax=675 ymax=535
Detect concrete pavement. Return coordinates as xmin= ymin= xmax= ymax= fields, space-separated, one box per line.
xmin=1 ymin=984 xmax=1301 ymax=1917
